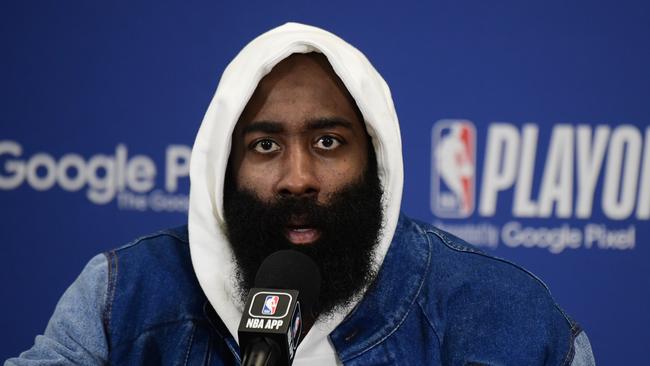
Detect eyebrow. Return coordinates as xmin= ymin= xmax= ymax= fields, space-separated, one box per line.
xmin=242 ymin=121 xmax=284 ymax=135
xmin=306 ymin=117 xmax=354 ymax=131
xmin=242 ymin=117 xmax=354 ymax=135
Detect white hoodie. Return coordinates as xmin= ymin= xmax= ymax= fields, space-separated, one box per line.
xmin=188 ymin=22 xmax=403 ymax=365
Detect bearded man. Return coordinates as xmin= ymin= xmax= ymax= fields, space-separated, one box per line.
xmin=6 ymin=23 xmax=594 ymax=365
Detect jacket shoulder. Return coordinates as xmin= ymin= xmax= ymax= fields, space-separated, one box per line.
xmin=409 ymin=218 xmax=563 ymax=306
xmin=405 ymin=218 xmax=581 ymax=365
xmin=108 ymin=225 xmax=192 ymax=282
xmin=113 ymin=225 xmax=189 ymax=252
xmin=103 ymin=225 xmax=210 ymax=349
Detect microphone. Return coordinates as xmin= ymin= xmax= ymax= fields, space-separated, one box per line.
xmin=238 ymin=250 xmax=321 ymax=366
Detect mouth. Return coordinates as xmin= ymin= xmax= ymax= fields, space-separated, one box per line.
xmin=285 ymin=221 xmax=321 ymax=245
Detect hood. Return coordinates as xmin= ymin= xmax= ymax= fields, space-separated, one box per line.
xmin=188 ymin=22 xmax=403 ymax=363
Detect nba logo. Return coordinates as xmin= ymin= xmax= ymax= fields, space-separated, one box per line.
xmin=262 ymin=295 xmax=279 ymax=315
xmin=431 ymin=119 xmax=476 ymax=218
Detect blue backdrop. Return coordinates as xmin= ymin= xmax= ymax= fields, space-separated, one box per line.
xmin=2 ymin=1 xmax=648 ymax=364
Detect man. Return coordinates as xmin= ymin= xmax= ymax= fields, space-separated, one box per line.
xmin=6 ymin=23 xmax=594 ymax=365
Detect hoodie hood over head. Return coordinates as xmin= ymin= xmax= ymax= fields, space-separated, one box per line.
xmin=188 ymin=22 xmax=403 ymax=363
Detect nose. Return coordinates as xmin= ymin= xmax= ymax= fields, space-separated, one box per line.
xmin=276 ymin=145 xmax=320 ymax=198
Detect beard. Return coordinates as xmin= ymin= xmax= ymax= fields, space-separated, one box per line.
xmin=223 ymin=162 xmax=383 ymax=318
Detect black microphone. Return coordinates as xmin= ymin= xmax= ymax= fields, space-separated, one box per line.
xmin=238 ymin=250 xmax=321 ymax=366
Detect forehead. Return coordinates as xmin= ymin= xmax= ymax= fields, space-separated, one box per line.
xmin=235 ymin=53 xmax=364 ymax=131
xmin=253 ymin=53 xmax=347 ymax=96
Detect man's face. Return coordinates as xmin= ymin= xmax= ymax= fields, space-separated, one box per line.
xmin=229 ymin=53 xmax=370 ymax=245
xmin=225 ymin=53 xmax=383 ymax=317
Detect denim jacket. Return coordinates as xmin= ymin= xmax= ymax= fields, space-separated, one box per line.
xmin=6 ymin=214 xmax=594 ymax=365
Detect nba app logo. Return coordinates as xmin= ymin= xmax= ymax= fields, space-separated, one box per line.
xmin=431 ymin=119 xmax=476 ymax=218
xmin=262 ymin=295 xmax=279 ymax=315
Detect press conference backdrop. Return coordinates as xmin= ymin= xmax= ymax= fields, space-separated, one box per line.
xmin=1 ymin=1 xmax=648 ymax=364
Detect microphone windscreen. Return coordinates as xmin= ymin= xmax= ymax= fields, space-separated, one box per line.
xmin=254 ymin=250 xmax=321 ymax=317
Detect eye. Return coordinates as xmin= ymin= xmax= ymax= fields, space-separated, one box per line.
xmin=314 ymin=136 xmax=342 ymax=150
xmin=252 ymin=139 xmax=280 ymax=153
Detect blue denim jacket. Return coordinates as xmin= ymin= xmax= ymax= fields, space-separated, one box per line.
xmin=6 ymin=214 xmax=594 ymax=365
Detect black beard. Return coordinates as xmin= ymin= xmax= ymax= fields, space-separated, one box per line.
xmin=223 ymin=166 xmax=383 ymax=317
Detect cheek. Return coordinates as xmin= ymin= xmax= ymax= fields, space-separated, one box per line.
xmin=235 ymin=163 xmax=276 ymax=197
xmin=317 ymin=156 xmax=367 ymax=190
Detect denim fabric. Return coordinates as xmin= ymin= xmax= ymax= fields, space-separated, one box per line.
xmin=5 ymin=254 xmax=109 ymax=365
xmin=330 ymin=217 xmax=594 ymax=365
xmin=5 ymin=214 xmax=594 ymax=365
xmin=571 ymin=332 xmax=595 ymax=366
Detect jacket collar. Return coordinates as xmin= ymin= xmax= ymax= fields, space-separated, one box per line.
xmin=329 ymin=214 xmax=432 ymax=361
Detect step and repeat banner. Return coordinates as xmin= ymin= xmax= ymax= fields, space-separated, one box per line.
xmin=2 ymin=1 xmax=648 ymax=364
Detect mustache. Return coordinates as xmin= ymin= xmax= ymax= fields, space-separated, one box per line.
xmin=250 ymin=194 xmax=341 ymax=230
